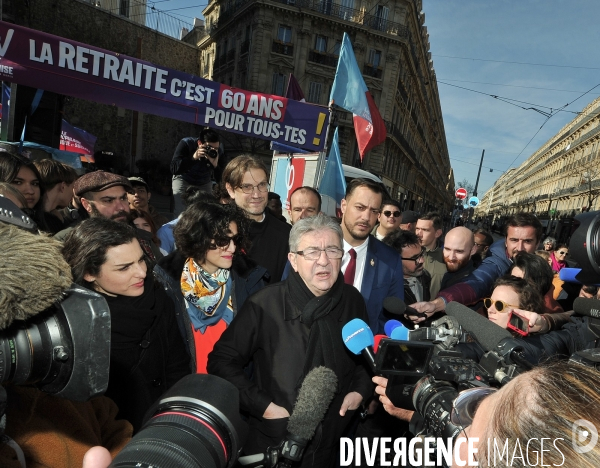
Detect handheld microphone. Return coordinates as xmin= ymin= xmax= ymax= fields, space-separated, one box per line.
xmin=446 ymin=302 xmax=533 ymax=383
xmin=383 ymin=296 xmax=427 ymax=318
xmin=373 ymin=334 xmax=387 ymax=353
xmin=342 ymin=318 xmax=376 ymax=373
xmin=559 ymin=268 xmax=600 ymax=286
xmin=384 ymin=319 xmax=403 ymax=337
xmin=383 ymin=320 xmax=409 ymax=340
xmin=238 ymin=367 xmax=338 ymax=467
xmin=573 ymin=297 xmax=600 ymax=318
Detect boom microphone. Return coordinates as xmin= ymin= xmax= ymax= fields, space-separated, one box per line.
xmin=446 ymin=302 xmax=533 ymax=378
xmin=573 ymin=297 xmax=600 ymax=318
xmin=383 ymin=296 xmax=426 ymax=318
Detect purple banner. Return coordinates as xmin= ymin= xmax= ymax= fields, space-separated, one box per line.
xmin=0 ymin=22 xmax=330 ymax=151
xmin=60 ymin=118 xmax=97 ymax=159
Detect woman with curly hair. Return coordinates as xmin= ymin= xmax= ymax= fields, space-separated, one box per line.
xmin=154 ymin=199 xmax=269 ymax=373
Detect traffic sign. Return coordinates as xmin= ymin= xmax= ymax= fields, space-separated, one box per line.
xmin=468 ymin=196 xmax=480 ymax=207
xmin=455 ymin=188 xmax=468 ymax=200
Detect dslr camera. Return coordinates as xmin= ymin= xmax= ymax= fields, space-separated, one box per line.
xmin=203 ymin=144 xmax=219 ymax=160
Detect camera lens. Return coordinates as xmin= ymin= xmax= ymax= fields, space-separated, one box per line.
xmin=110 ymin=374 xmax=248 ymax=468
xmin=412 ymin=376 xmax=462 ymax=440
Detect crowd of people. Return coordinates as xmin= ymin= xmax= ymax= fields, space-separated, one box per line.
xmin=1 ymin=136 xmax=600 ymax=468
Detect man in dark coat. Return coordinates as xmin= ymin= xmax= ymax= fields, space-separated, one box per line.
xmin=223 ymin=155 xmax=291 ymax=283
xmin=207 ymin=214 xmax=372 ymax=467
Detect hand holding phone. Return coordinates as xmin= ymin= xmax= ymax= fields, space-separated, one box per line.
xmin=507 ymin=311 xmax=530 ymax=336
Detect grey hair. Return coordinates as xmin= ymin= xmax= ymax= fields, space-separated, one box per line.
xmin=543 ymin=236 xmax=557 ymax=248
xmin=289 ymin=213 xmax=343 ymax=252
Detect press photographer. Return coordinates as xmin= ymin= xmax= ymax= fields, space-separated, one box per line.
xmin=171 ymin=128 xmax=225 ymax=216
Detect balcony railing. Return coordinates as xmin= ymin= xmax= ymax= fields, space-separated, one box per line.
xmin=215 ymin=0 xmax=408 ymax=38
xmin=363 ymin=64 xmax=382 ymax=79
xmin=308 ymin=50 xmax=338 ymax=67
xmin=272 ymin=40 xmax=294 ymax=56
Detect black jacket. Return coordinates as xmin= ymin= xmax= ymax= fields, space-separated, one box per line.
xmin=403 ymin=270 xmax=432 ymax=305
xmin=154 ymin=250 xmax=269 ymax=370
xmin=101 ymin=275 xmax=191 ymax=432
xmin=248 ymin=210 xmax=291 ymax=283
xmin=207 ymin=279 xmax=373 ymax=466
xmin=170 ymin=136 xmax=225 ymax=185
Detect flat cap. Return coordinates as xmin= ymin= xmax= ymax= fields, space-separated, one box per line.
xmin=74 ymin=171 xmax=132 ymax=197
xmin=128 ymin=176 xmax=148 ymax=189
xmin=401 ymin=210 xmax=419 ymax=224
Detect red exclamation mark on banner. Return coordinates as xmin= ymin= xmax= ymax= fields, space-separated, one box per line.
xmin=313 ymin=113 xmax=326 ymax=146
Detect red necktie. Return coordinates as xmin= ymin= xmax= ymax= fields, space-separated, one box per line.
xmin=344 ymin=248 xmax=357 ymax=285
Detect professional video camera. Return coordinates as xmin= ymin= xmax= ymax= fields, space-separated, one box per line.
xmin=0 ymin=198 xmax=112 ymax=408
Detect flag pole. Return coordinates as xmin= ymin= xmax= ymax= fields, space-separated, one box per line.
xmin=315 ymin=102 xmax=334 ymax=189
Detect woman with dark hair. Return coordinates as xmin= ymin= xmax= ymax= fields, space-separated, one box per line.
xmin=550 ymin=243 xmax=569 ymax=273
xmin=0 ymin=152 xmax=48 ymax=230
xmin=62 ymin=218 xmax=190 ymax=432
xmin=484 ymin=275 xmax=545 ymax=331
xmin=509 ymin=251 xmax=563 ymax=313
xmin=154 ymin=200 xmax=268 ymax=373
xmin=130 ymin=208 xmax=162 ymax=250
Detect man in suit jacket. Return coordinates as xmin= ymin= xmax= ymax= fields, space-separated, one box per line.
xmin=340 ymin=178 xmax=404 ymax=334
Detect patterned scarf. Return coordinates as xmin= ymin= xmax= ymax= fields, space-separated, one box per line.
xmin=181 ymin=258 xmax=233 ymax=333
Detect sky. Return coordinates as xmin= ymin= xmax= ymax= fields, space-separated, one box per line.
xmin=145 ymin=0 xmax=600 ymax=198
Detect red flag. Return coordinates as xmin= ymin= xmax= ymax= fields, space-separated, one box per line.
xmin=285 ymin=73 xmax=305 ymax=102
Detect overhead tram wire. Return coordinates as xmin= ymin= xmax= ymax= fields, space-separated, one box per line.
xmin=432 ymin=54 xmax=600 ymax=71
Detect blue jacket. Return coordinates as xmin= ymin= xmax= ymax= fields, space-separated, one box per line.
xmin=438 ymin=238 xmax=511 ymax=306
xmin=362 ymin=236 xmax=405 ymax=334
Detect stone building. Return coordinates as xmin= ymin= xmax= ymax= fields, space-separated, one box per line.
xmin=195 ymin=0 xmax=453 ymax=212
xmin=475 ymin=95 xmax=600 ymax=239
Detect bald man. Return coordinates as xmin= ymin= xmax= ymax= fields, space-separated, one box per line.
xmin=440 ymin=226 xmax=477 ymax=290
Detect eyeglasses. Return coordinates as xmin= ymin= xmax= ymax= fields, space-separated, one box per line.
xmin=383 ymin=210 xmax=401 ymax=218
xmin=556 ymin=250 xmax=568 ymax=256
xmin=210 ymin=234 xmax=240 ymax=249
xmin=474 ymin=242 xmax=489 ymax=248
xmin=483 ymin=298 xmax=519 ymax=313
xmin=451 ymin=387 xmax=498 ymax=427
xmin=401 ymin=246 xmax=426 ymax=264
xmin=294 ymin=247 xmax=344 ymax=261
xmin=238 ymin=182 xmax=269 ymax=194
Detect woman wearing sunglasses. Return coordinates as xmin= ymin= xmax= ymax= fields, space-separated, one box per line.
xmin=550 ymin=243 xmax=569 ymax=273
xmin=154 ymin=200 xmax=268 ymax=373
xmin=484 ymin=275 xmax=545 ymax=331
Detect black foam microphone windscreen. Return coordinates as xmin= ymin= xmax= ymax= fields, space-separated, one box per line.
xmin=287 ymin=366 xmax=338 ymax=441
xmin=573 ymin=297 xmax=600 ymax=318
xmin=445 ymin=301 xmax=512 ymax=351
xmin=383 ymin=296 xmax=406 ymax=315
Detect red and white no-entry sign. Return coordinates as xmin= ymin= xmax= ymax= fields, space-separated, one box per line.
xmin=455 ymin=188 xmax=468 ymax=200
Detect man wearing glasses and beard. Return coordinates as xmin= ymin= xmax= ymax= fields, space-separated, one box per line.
xmin=383 ymin=229 xmax=431 ymax=307
xmin=371 ymin=199 xmax=402 ymax=240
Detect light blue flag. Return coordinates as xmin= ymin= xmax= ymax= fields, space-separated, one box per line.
xmin=319 ymin=128 xmax=346 ymax=217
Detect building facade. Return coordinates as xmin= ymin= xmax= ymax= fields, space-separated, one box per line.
xmin=195 ymin=0 xmax=453 ymax=212
xmin=475 ymin=95 xmax=600 ymax=240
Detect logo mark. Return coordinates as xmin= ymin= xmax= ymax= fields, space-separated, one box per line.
xmin=572 ymin=419 xmax=598 ymax=454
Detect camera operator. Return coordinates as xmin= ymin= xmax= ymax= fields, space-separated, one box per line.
xmin=0 ymin=221 xmax=132 ymax=468
xmin=373 ymin=362 xmax=600 ymax=467
xmin=171 ymin=128 xmax=225 ymax=217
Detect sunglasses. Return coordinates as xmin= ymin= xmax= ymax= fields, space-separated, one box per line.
xmin=451 ymin=387 xmax=498 ymax=427
xmin=210 ymin=234 xmax=241 ymax=249
xmin=383 ymin=210 xmax=401 ymax=218
xmin=483 ymin=298 xmax=519 ymax=313
xmin=556 ymin=250 xmax=568 ymax=256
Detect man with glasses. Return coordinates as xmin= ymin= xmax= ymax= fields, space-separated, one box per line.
xmin=340 ymin=178 xmax=404 ymax=334
xmin=371 ymin=199 xmax=402 ymax=240
xmin=383 ymin=230 xmax=431 ymax=306
xmin=223 ymin=155 xmax=291 ymax=283
xmin=208 ymin=215 xmax=372 ymax=467
xmin=472 ymin=228 xmax=493 ymax=267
